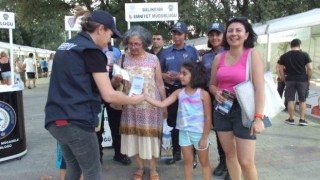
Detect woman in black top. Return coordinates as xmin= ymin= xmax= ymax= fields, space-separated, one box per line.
xmin=0 ymin=51 xmax=11 ymax=85
xmin=45 ymin=6 xmax=144 ymax=180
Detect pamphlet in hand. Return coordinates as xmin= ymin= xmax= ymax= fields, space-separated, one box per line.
xmin=128 ymin=76 xmax=144 ymax=96
xmin=216 ymin=89 xmax=235 ymax=115
xmin=112 ymin=64 xmax=130 ymax=81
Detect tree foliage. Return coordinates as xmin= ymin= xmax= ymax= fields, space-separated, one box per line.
xmin=0 ymin=0 xmax=319 ymax=49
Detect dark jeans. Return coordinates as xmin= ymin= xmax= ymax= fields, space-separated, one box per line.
xmin=48 ymin=123 xmax=101 ymax=180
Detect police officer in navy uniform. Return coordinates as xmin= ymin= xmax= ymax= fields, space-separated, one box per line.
xmin=158 ymin=21 xmax=199 ymax=166
xmin=202 ymin=23 xmax=230 ymax=180
xmin=45 ymin=7 xmax=144 ymax=180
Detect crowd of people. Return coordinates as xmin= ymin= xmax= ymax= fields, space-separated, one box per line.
xmin=0 ymin=51 xmax=55 ymax=88
xmin=44 ymin=6 xmax=313 ymax=180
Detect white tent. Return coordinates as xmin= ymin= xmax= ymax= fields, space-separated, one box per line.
xmin=250 ymin=9 xmax=320 ymax=80
xmin=253 ymin=8 xmax=320 ymax=35
xmin=0 ymin=41 xmax=55 ymax=58
xmin=186 ymin=9 xmax=320 ymax=77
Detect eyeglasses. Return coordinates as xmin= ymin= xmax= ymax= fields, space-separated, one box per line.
xmin=153 ymin=38 xmax=162 ymax=41
xmin=128 ymin=42 xmax=143 ymax=48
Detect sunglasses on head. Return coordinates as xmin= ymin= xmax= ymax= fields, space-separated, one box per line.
xmin=228 ymin=16 xmax=248 ymax=22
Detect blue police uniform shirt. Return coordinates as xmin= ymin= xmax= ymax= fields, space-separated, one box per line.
xmin=159 ymin=44 xmax=199 ymax=85
xmin=103 ymin=46 xmax=121 ymax=64
xmin=202 ymin=47 xmax=224 ymax=85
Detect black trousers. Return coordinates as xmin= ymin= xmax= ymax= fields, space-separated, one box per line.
xmin=277 ymin=80 xmax=288 ymax=108
xmin=277 ymin=80 xmax=285 ymax=98
xmin=106 ymin=104 xmax=122 ymax=156
xmin=165 ymin=83 xmax=181 ymax=154
xmin=96 ymin=104 xmax=123 ymax=159
xmin=96 ymin=109 xmax=105 ymax=160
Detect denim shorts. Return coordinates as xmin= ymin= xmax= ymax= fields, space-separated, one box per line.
xmin=1 ymin=71 xmax=11 ymax=80
xmin=179 ymin=130 xmax=209 ymax=151
xmin=213 ymin=99 xmax=256 ymax=140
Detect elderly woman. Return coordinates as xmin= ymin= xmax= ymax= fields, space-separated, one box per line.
xmin=113 ymin=26 xmax=166 ymax=180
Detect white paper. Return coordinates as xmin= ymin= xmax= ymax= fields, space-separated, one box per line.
xmin=128 ymin=76 xmax=144 ymax=96
xmin=112 ymin=64 xmax=130 ymax=81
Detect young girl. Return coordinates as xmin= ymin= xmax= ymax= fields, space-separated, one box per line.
xmin=145 ymin=61 xmax=212 ymax=180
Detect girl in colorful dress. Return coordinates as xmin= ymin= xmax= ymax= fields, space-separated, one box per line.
xmin=146 ymin=61 xmax=212 ymax=180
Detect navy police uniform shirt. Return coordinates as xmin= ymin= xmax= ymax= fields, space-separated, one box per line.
xmin=202 ymin=48 xmax=224 ymax=85
xmin=45 ymin=31 xmax=108 ymax=132
xmin=159 ymin=44 xmax=199 ymax=85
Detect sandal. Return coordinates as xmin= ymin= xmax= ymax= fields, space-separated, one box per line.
xmin=150 ymin=169 xmax=160 ymax=180
xmin=133 ymin=168 xmax=144 ymax=180
xmin=41 ymin=175 xmax=53 ymax=180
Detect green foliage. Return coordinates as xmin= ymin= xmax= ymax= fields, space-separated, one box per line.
xmin=0 ymin=0 xmax=319 ymax=49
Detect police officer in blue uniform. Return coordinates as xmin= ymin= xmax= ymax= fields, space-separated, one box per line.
xmin=158 ymin=21 xmax=199 ymax=166
xmin=202 ymin=23 xmax=225 ymax=86
xmin=45 ymin=8 xmax=144 ymax=179
xmin=202 ymin=23 xmax=230 ymax=180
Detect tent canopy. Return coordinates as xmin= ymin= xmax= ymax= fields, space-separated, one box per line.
xmin=253 ymin=8 xmax=320 ymax=35
xmin=186 ymin=9 xmax=320 ymax=48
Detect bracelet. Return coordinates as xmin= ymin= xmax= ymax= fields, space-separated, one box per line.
xmin=254 ymin=113 xmax=264 ymax=119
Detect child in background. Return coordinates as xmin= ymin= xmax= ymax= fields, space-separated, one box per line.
xmin=145 ymin=61 xmax=212 ymax=180
xmin=56 ymin=143 xmax=67 ymax=180
xmin=56 ymin=143 xmax=83 ymax=180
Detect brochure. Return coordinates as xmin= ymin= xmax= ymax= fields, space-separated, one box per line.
xmin=128 ymin=76 xmax=144 ymax=96
xmin=216 ymin=90 xmax=235 ymax=115
xmin=112 ymin=64 xmax=130 ymax=81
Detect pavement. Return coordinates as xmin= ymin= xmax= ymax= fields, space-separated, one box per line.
xmin=0 ymin=77 xmax=320 ymax=180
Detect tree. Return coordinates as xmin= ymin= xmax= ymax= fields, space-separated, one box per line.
xmin=0 ymin=0 xmax=319 ymax=49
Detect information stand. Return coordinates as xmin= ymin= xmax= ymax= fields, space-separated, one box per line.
xmin=0 ymin=90 xmax=27 ymax=162
xmin=0 ymin=11 xmax=27 ymax=162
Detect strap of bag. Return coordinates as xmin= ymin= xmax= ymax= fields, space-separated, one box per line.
xmin=245 ymin=48 xmax=253 ymax=81
xmin=121 ymin=54 xmax=126 ymax=68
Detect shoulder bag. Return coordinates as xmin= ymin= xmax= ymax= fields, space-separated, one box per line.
xmin=233 ymin=49 xmax=285 ymax=128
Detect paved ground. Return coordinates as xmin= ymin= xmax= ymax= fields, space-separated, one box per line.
xmin=1 ymin=77 xmax=320 ymax=180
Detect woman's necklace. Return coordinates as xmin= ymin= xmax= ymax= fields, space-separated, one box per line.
xmin=227 ymin=50 xmax=243 ymax=65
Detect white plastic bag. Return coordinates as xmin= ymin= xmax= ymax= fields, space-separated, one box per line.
xmin=160 ymin=119 xmax=173 ymax=160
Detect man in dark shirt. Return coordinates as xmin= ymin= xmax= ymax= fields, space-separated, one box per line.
xmin=148 ymin=33 xmax=164 ymax=58
xmin=279 ymin=38 xmax=313 ymax=126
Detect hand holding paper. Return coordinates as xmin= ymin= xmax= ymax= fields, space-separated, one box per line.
xmin=112 ymin=64 xmax=130 ymax=81
xmin=128 ymin=76 xmax=144 ymax=96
